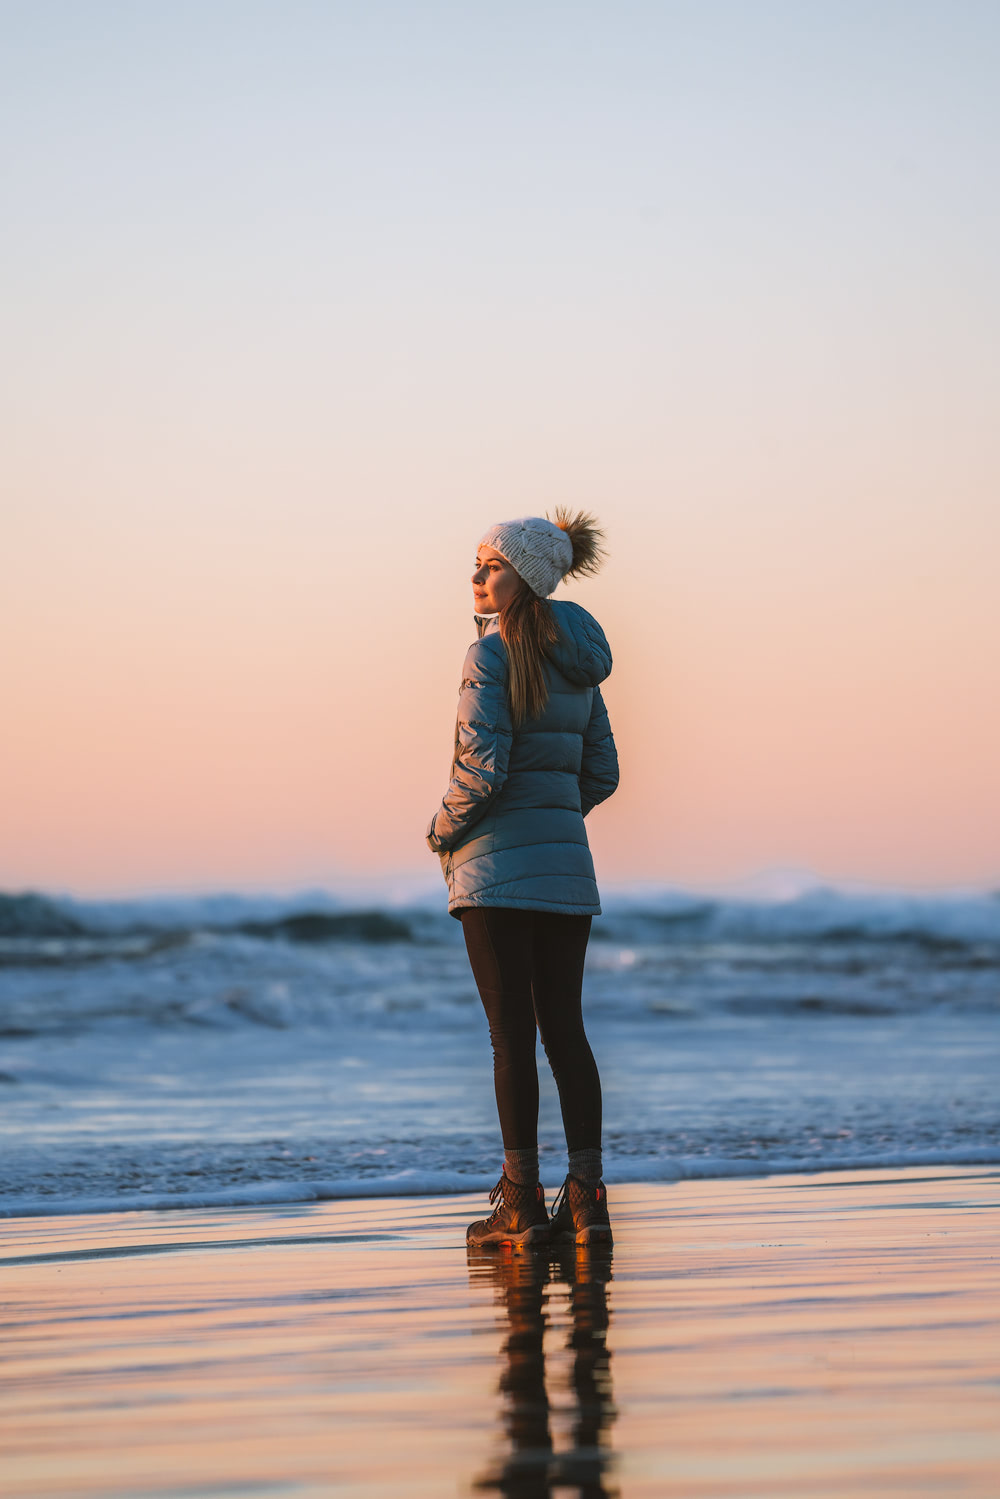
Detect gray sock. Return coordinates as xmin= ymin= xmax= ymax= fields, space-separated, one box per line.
xmin=568 ymin=1148 xmax=603 ymax=1184
xmin=504 ymin=1148 xmax=539 ymax=1186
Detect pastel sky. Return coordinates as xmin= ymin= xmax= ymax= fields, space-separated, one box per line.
xmin=3 ymin=1 xmax=999 ymax=897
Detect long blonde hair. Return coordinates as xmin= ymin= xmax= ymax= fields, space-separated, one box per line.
xmin=498 ymin=509 xmax=606 ymax=728
xmin=499 ymin=586 xmax=560 ymax=727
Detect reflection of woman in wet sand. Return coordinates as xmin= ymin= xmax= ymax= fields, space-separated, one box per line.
xmin=427 ymin=512 xmax=619 ymax=1248
xmin=467 ymin=1244 xmax=618 ymax=1497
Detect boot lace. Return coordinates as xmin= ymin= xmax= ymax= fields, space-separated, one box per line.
xmin=486 ymin=1174 xmax=506 ymax=1224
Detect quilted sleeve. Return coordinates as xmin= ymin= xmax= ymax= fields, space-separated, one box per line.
xmin=579 ymin=685 xmax=619 ymax=816
xmin=426 ymin=639 xmax=512 ymax=854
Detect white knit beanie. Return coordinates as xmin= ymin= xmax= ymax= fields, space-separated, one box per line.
xmin=478 ymin=515 xmax=575 ymax=599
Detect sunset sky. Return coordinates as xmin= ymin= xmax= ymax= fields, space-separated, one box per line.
xmin=3 ymin=1 xmax=999 ymax=898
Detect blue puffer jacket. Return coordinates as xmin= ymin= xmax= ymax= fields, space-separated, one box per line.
xmin=426 ymin=600 xmax=619 ymax=917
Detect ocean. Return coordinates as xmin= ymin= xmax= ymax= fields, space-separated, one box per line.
xmin=2 ymin=883 xmax=998 ymax=1216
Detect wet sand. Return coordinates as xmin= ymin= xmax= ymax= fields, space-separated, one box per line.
xmin=3 ymin=1166 xmax=998 ymax=1497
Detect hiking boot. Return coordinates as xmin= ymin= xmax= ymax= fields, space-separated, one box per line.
xmin=466 ymin=1173 xmax=550 ymax=1249
xmin=549 ymin=1174 xmax=613 ymax=1246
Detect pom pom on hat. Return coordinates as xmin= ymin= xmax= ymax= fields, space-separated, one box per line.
xmin=478 ymin=509 xmax=607 ymax=598
xmin=550 ymin=506 xmax=607 ymax=580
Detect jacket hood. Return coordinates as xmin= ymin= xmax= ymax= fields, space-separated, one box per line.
xmin=547 ymin=600 xmax=612 ymax=686
xmin=472 ymin=601 xmax=612 ymax=686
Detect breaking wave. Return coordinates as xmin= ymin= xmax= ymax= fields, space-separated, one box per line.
xmin=3 ymin=882 xmax=1000 ymax=956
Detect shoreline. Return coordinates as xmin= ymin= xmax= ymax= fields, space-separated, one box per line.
xmin=4 ymin=1145 xmax=1000 ymax=1219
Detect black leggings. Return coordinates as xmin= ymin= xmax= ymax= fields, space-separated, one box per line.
xmin=460 ymin=907 xmax=602 ymax=1153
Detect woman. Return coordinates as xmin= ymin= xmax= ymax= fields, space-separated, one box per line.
xmin=427 ymin=510 xmax=619 ymax=1247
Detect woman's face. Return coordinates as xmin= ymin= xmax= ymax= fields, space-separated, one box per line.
xmin=472 ymin=547 xmax=522 ymax=614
